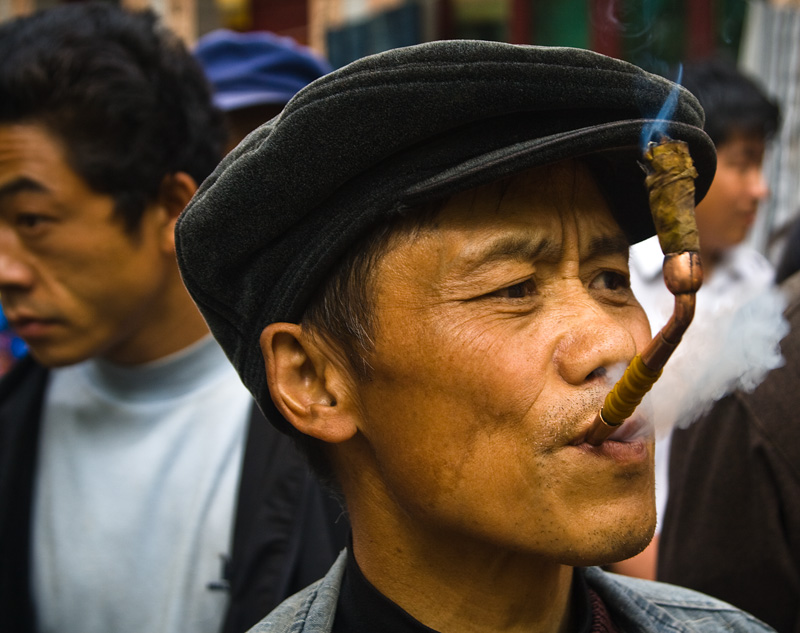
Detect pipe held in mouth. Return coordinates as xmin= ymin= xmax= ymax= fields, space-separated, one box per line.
xmin=584 ymin=138 xmax=703 ymax=446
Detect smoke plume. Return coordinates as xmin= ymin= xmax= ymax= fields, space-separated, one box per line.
xmin=643 ymin=283 xmax=789 ymax=438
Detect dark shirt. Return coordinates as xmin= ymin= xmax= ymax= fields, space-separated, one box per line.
xmin=658 ymin=271 xmax=800 ymax=633
xmin=332 ymin=547 xmax=617 ymax=633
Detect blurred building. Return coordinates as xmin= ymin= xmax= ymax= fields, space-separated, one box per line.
xmin=309 ymin=0 xmax=749 ymax=71
xmin=6 ymin=0 xmax=790 ymax=257
xmin=740 ymin=0 xmax=800 ymax=262
xmin=0 ymin=0 xmax=753 ymax=68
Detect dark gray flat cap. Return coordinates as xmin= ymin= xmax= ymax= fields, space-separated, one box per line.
xmin=175 ymin=40 xmax=716 ymax=435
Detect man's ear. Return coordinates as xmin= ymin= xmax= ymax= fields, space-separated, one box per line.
xmin=157 ymin=171 xmax=198 ymax=252
xmin=260 ymin=323 xmax=359 ymax=444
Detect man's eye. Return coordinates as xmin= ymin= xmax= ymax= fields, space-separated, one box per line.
xmin=493 ymin=278 xmax=537 ymax=299
xmin=723 ymin=157 xmax=759 ymax=174
xmin=591 ymin=270 xmax=629 ymax=291
xmin=15 ymin=213 xmax=48 ymax=229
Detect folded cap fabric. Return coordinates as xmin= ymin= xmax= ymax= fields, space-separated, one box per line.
xmin=194 ymin=28 xmax=332 ymax=111
xmin=176 ymin=40 xmax=716 ymax=434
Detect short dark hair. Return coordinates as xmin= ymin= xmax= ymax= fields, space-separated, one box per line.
xmin=681 ymin=58 xmax=780 ymax=148
xmin=298 ymin=205 xmax=440 ymax=487
xmin=0 ymin=2 xmax=225 ymax=232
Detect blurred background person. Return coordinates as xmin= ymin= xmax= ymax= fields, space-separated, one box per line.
xmin=617 ymin=57 xmax=781 ymax=580
xmin=0 ymin=5 xmax=344 ymax=633
xmin=194 ymin=28 xmax=331 ymax=153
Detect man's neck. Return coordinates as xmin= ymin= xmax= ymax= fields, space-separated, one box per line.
xmin=350 ymin=530 xmax=576 ymax=633
xmin=100 ymin=283 xmax=211 ymax=366
xmin=699 ymin=247 xmax=724 ymax=280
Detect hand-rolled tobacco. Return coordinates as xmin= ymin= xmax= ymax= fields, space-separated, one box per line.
xmin=644 ymin=139 xmax=700 ymax=255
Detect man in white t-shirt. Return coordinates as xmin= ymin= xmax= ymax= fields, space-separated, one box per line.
xmin=0 ymin=6 xmax=345 ymax=633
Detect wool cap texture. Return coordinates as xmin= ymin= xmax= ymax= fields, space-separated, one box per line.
xmin=175 ymin=39 xmax=716 ymax=435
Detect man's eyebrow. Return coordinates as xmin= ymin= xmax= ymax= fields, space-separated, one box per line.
xmin=585 ymin=233 xmax=630 ymax=260
xmin=454 ymin=232 xmax=629 ymax=276
xmin=0 ymin=176 xmax=50 ymax=202
xmin=458 ymin=235 xmax=560 ymax=273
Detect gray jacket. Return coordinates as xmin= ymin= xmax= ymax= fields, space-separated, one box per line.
xmin=249 ymin=551 xmax=775 ymax=632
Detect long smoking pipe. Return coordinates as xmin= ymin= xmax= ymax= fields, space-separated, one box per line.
xmin=584 ymin=137 xmax=703 ymax=446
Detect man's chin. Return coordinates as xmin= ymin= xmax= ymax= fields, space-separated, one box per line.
xmin=559 ymin=519 xmax=656 ymax=568
xmin=599 ymin=535 xmax=654 ymax=568
xmin=25 ymin=343 xmax=90 ymax=369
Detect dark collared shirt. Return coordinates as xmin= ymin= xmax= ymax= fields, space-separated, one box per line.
xmin=332 ymin=546 xmax=616 ymax=633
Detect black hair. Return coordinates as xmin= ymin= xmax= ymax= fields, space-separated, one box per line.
xmin=0 ymin=2 xmax=225 ymax=232
xmin=681 ymin=58 xmax=780 ymax=148
xmin=297 ymin=204 xmax=441 ymax=489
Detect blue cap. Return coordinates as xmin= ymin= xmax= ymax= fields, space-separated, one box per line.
xmin=194 ymin=29 xmax=332 ymax=112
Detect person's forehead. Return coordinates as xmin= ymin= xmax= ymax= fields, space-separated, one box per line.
xmin=378 ymin=161 xmax=628 ymax=277
xmin=718 ymin=130 xmax=766 ymax=155
xmin=439 ymin=159 xmax=606 ymax=212
xmin=0 ymin=123 xmax=75 ymax=199
xmin=427 ymin=161 xmax=621 ymax=241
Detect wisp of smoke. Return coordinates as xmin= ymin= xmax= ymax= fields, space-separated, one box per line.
xmin=642 ymin=283 xmax=789 ymax=438
xmin=640 ymin=65 xmax=683 ymax=150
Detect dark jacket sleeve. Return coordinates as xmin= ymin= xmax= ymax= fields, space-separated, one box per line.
xmin=221 ymin=405 xmax=349 ymax=633
xmin=0 ymin=357 xmax=49 ymax=633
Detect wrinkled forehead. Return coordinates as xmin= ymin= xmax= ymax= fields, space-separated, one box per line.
xmin=365 ymin=161 xmax=631 ymax=307
xmin=402 ymin=161 xmax=626 ymax=255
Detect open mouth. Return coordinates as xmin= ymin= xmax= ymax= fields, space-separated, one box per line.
xmin=606 ymin=417 xmax=653 ymax=443
xmin=570 ymin=418 xmax=652 ymax=463
xmin=570 ymin=416 xmax=653 ymax=448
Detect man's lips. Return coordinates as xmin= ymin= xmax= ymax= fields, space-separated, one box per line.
xmin=5 ymin=313 xmax=59 ymax=338
xmin=569 ymin=416 xmax=653 ymax=447
xmin=740 ymin=211 xmax=757 ymax=227
xmin=567 ymin=416 xmax=652 ymax=464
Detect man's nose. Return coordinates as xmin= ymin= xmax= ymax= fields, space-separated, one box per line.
xmin=750 ymin=167 xmax=770 ymax=202
xmin=551 ymin=300 xmax=639 ymax=387
xmin=0 ymin=231 xmax=35 ymax=290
